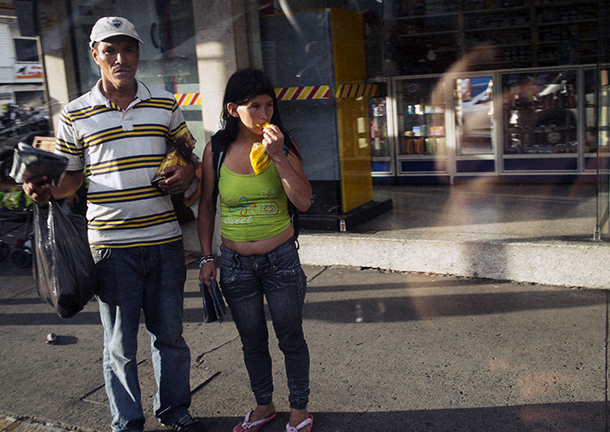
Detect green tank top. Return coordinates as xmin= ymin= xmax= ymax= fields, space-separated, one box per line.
xmin=219 ymin=162 xmax=291 ymax=242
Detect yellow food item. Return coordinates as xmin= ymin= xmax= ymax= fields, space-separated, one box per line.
xmin=250 ymin=142 xmax=270 ymax=175
xmin=157 ymin=149 xmax=188 ymax=172
xmin=250 ymin=122 xmax=272 ymax=174
xmin=151 ymin=129 xmax=196 ymax=190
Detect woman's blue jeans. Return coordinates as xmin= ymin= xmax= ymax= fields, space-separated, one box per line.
xmin=93 ymin=240 xmax=191 ymax=432
xmin=220 ymin=239 xmax=310 ymax=410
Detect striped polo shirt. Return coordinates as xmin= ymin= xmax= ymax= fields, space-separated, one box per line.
xmin=55 ymin=79 xmax=191 ymax=248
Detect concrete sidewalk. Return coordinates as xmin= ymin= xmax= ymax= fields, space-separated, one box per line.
xmin=296 ymin=182 xmax=610 ymax=290
xmin=180 ymin=182 xmax=610 ymax=289
xmin=0 ymin=259 xmax=607 ymax=432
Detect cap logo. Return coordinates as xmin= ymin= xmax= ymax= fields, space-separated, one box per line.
xmin=111 ymin=18 xmax=123 ymax=29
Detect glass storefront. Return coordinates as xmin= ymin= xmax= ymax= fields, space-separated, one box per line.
xmin=367 ymin=66 xmax=598 ymax=182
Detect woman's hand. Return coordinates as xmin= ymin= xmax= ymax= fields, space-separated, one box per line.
xmin=198 ymin=260 xmax=217 ymax=285
xmin=261 ymin=124 xmax=285 ymax=161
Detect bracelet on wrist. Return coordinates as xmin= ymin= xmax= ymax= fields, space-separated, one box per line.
xmin=198 ymin=255 xmax=215 ymax=268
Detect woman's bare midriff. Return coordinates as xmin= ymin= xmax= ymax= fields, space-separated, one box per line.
xmin=221 ymin=224 xmax=295 ymax=256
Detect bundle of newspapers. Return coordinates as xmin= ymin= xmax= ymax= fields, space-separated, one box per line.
xmin=10 ymin=142 xmax=68 ymax=184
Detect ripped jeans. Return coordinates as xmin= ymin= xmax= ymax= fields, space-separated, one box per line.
xmin=220 ymin=239 xmax=310 ymax=410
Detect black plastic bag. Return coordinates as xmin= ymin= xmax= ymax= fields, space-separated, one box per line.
xmin=33 ymin=198 xmax=96 ymax=318
xmin=198 ymin=277 xmax=227 ymax=323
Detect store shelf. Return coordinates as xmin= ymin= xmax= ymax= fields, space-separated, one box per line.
xmin=396 ymin=12 xmax=458 ymax=21
xmin=387 ymin=0 xmax=599 ymax=75
xmin=395 ymin=11 xmax=459 ymax=38
xmin=398 ymin=30 xmax=459 ymax=38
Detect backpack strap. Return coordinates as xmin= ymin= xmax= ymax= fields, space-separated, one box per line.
xmin=211 ymin=136 xmax=226 ymax=209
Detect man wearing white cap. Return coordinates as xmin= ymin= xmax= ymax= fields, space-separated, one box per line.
xmin=22 ymin=16 xmax=204 ymax=432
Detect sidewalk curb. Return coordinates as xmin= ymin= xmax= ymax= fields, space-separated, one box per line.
xmin=297 ymin=234 xmax=610 ymax=289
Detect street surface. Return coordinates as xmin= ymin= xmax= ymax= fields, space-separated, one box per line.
xmin=0 ymin=259 xmax=607 ymax=431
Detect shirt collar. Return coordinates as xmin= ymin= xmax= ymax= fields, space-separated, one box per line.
xmin=90 ymin=79 xmax=151 ymax=108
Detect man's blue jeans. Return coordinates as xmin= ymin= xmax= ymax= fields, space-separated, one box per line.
xmin=93 ymin=240 xmax=191 ymax=432
xmin=220 ymin=239 xmax=310 ymax=410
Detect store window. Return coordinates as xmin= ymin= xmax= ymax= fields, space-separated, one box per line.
xmin=501 ymin=71 xmax=578 ymax=155
xmin=68 ymin=1 xmax=203 ymax=145
xmin=14 ymin=38 xmax=38 ymax=62
xmin=395 ymin=77 xmax=446 ymax=156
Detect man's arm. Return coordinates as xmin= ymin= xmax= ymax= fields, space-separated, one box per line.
xmin=22 ymin=171 xmax=84 ymax=203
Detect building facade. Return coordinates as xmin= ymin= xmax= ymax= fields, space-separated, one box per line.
xmin=17 ymin=0 xmax=610 ymax=230
xmin=0 ymin=7 xmax=44 ymax=117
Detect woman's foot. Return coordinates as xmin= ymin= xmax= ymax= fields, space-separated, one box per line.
xmin=233 ymin=403 xmax=276 ymax=432
xmin=287 ymin=409 xmax=312 ymax=432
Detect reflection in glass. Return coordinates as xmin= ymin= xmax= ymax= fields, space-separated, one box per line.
xmin=584 ymin=69 xmax=598 ymax=154
xmin=369 ymin=81 xmax=391 ymax=175
xmin=454 ymin=76 xmax=494 ymax=155
xmin=502 ymin=71 xmax=578 ymax=154
xmin=370 ymin=96 xmax=389 ymax=158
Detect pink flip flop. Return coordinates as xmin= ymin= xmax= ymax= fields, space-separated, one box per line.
xmin=233 ymin=411 xmax=277 ymax=432
xmin=285 ymin=414 xmax=313 ymax=432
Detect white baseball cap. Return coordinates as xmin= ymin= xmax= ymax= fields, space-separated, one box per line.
xmin=89 ymin=17 xmax=143 ymax=48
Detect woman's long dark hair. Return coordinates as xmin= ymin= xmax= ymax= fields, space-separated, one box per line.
xmin=213 ymin=68 xmax=300 ymax=159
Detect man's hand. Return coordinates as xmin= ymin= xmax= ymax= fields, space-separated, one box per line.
xmin=22 ymin=171 xmax=83 ymax=203
xmin=156 ymin=163 xmax=196 ymax=195
xmin=21 ymin=175 xmax=53 ymax=203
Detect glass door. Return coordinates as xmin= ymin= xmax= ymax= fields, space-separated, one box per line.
xmin=393 ymin=75 xmax=449 ymax=179
xmin=369 ymin=80 xmax=394 ymax=176
xmin=454 ymin=76 xmax=495 ymax=155
xmin=450 ymin=73 xmax=498 ymax=178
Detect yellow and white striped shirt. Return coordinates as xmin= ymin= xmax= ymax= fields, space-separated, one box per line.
xmin=55 ymin=79 xmax=191 ymax=248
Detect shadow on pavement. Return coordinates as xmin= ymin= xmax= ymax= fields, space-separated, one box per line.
xmin=191 ymin=401 xmax=603 ymax=432
xmin=1 ymin=284 xmax=604 ymax=326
